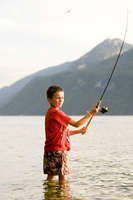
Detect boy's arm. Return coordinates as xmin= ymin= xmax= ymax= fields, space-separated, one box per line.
xmin=69 ymin=126 xmax=87 ymax=136
xmin=68 ymin=100 xmax=101 ymax=128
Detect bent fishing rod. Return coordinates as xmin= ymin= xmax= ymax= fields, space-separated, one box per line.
xmin=86 ymin=4 xmax=128 ymax=128
xmin=98 ymin=2 xmax=128 ymax=114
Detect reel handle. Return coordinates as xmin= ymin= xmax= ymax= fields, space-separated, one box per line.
xmin=100 ymin=106 xmax=108 ymax=114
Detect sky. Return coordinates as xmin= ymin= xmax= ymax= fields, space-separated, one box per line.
xmin=0 ymin=0 xmax=133 ymax=88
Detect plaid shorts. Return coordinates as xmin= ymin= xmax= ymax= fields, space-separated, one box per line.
xmin=43 ymin=151 xmax=70 ymax=175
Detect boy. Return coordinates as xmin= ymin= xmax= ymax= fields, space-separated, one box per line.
xmin=43 ymin=85 xmax=100 ymax=184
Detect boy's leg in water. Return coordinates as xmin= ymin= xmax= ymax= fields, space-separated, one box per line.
xmin=59 ymin=175 xmax=67 ymax=184
xmin=47 ymin=175 xmax=56 ymax=181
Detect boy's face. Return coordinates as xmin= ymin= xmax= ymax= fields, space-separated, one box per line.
xmin=48 ymin=91 xmax=64 ymax=108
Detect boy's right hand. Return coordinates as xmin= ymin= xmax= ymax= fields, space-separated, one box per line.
xmin=90 ymin=100 xmax=101 ymax=115
xmin=96 ymin=100 xmax=101 ymax=108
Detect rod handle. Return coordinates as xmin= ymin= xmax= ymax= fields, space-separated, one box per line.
xmin=96 ymin=100 xmax=101 ymax=108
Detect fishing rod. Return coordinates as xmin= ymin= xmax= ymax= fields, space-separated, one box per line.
xmin=98 ymin=3 xmax=128 ymax=114
xmin=86 ymin=33 xmax=127 ymax=128
xmin=86 ymin=3 xmax=128 ymax=128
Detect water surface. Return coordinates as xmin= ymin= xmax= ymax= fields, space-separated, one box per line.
xmin=0 ymin=116 xmax=133 ymax=199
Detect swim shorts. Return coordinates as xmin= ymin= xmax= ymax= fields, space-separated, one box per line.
xmin=43 ymin=151 xmax=70 ymax=175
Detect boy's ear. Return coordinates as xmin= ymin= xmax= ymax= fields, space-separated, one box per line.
xmin=47 ymin=98 xmax=52 ymax=104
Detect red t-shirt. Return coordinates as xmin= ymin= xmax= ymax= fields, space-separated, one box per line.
xmin=44 ymin=107 xmax=71 ymax=152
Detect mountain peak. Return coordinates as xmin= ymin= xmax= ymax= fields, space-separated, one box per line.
xmin=79 ymin=38 xmax=133 ymax=64
xmin=102 ymin=38 xmax=132 ymax=51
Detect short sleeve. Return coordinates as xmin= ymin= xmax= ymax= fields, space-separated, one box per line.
xmin=52 ymin=109 xmax=71 ymax=127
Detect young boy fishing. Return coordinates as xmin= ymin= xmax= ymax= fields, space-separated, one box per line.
xmin=43 ymin=85 xmax=100 ymax=184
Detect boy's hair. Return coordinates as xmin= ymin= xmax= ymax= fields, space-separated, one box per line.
xmin=46 ymin=85 xmax=64 ymax=99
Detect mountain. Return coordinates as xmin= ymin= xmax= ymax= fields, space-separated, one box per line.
xmin=0 ymin=62 xmax=71 ymax=108
xmin=0 ymin=38 xmax=132 ymax=109
xmin=0 ymin=38 xmax=133 ymax=115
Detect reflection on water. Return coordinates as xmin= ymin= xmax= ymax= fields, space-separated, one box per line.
xmin=42 ymin=180 xmax=84 ymax=200
xmin=43 ymin=180 xmax=71 ymax=200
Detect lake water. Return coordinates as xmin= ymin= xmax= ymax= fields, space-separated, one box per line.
xmin=0 ymin=116 xmax=133 ymax=200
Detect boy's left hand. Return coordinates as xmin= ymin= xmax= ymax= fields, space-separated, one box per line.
xmin=80 ymin=126 xmax=87 ymax=135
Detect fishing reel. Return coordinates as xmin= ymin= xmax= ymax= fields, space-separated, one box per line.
xmin=100 ymin=106 xmax=108 ymax=114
